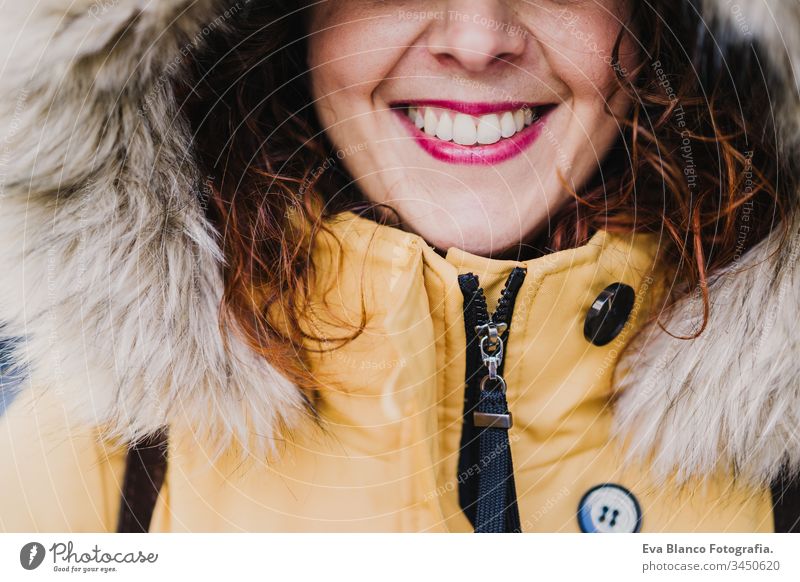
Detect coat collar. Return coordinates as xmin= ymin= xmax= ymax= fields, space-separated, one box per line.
xmin=314 ymin=210 xmax=668 ymax=398
xmin=303 ymin=211 xmax=669 ymax=516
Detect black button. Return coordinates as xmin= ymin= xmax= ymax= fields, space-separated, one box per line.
xmin=584 ymin=283 xmax=635 ymax=346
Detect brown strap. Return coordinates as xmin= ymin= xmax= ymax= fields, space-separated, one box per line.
xmin=116 ymin=429 xmax=169 ymax=533
xmin=771 ymin=466 xmax=800 ymax=533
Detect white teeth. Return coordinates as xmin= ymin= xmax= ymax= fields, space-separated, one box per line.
xmin=424 ymin=108 xmax=438 ymax=135
xmin=410 ymin=107 xmax=424 ymax=129
xmin=407 ymin=104 xmax=544 ymax=146
xmin=452 ymin=113 xmax=478 ymax=145
xmin=476 ymin=114 xmax=502 ymax=145
xmin=513 ymin=109 xmax=525 ymax=131
xmin=435 ymin=112 xmax=453 ymax=141
xmin=500 ymin=111 xmax=516 ymax=138
xmin=523 ymin=107 xmax=534 ymax=126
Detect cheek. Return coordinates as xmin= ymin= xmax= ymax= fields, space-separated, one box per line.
xmin=528 ymin=5 xmax=638 ymax=179
xmin=533 ymin=3 xmax=638 ymax=101
xmin=306 ymin=7 xmax=420 ymax=109
xmin=307 ymin=30 xmax=369 ymax=109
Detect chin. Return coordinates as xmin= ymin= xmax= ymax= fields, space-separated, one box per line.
xmin=405 ymin=213 xmax=537 ymax=258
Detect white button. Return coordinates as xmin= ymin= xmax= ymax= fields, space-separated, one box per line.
xmin=578 ymin=484 xmax=642 ymax=533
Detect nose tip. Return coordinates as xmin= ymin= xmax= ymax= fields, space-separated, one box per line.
xmin=427 ymin=5 xmax=526 ymax=72
xmin=434 ymin=30 xmax=524 ymax=72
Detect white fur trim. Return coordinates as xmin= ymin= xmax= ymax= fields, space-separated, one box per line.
xmin=614 ymin=223 xmax=800 ymax=485
xmin=0 ymin=0 xmax=305 ymax=456
xmin=614 ymin=0 xmax=800 ymax=486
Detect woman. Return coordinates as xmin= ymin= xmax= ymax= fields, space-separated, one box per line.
xmin=0 ymin=0 xmax=798 ymax=533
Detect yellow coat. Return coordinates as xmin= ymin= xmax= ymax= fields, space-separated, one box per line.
xmin=0 ymin=212 xmax=774 ymax=532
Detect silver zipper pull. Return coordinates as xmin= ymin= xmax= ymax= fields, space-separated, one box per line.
xmin=476 ymin=322 xmax=506 ymax=380
xmin=473 ymin=322 xmax=513 ymax=429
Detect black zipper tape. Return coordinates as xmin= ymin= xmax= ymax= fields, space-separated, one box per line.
xmin=457 ymin=267 xmax=527 ymax=533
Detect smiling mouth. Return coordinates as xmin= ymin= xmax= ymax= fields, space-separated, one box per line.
xmin=391 ymin=100 xmax=556 ymax=165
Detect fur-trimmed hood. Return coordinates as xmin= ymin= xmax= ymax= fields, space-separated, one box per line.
xmin=0 ymin=0 xmax=798 ymax=486
xmin=613 ymin=0 xmax=800 ymax=486
xmin=0 ymin=0 xmax=308 ymax=457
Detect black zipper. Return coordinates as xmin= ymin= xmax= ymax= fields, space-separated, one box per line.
xmin=457 ymin=267 xmax=527 ymax=533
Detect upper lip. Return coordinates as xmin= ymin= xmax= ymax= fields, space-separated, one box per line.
xmin=391 ymin=99 xmax=550 ymax=116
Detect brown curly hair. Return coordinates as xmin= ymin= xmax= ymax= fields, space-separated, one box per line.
xmin=177 ymin=0 xmax=791 ymax=392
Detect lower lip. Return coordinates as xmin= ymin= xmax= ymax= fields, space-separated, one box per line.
xmin=393 ymin=107 xmax=553 ymax=166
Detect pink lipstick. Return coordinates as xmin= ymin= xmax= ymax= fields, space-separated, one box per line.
xmin=391 ymin=101 xmax=556 ymax=166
